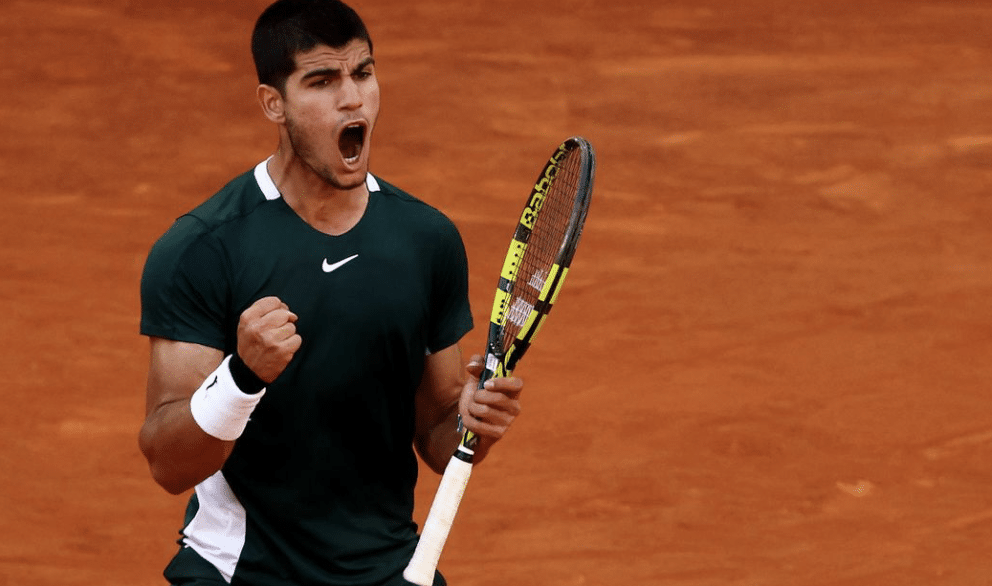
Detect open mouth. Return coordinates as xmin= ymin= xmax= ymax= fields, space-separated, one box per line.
xmin=339 ymin=122 xmax=366 ymax=164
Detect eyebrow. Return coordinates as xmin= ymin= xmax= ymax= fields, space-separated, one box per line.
xmin=300 ymin=56 xmax=376 ymax=82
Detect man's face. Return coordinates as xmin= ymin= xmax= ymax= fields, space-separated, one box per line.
xmin=281 ymin=38 xmax=380 ymax=191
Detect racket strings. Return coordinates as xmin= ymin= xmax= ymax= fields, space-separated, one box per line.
xmin=499 ymin=149 xmax=582 ymax=349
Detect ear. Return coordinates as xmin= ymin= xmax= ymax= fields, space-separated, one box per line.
xmin=257 ymin=84 xmax=285 ymax=123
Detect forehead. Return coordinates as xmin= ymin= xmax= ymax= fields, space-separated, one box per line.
xmin=292 ymin=38 xmax=373 ymax=75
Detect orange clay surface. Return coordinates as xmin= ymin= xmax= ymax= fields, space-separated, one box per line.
xmin=2 ymin=1 xmax=992 ymax=585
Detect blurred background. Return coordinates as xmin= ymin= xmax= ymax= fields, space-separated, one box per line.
xmin=1 ymin=1 xmax=991 ymax=584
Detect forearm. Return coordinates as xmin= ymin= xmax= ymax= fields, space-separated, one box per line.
xmin=418 ymin=406 xmax=494 ymax=474
xmin=139 ymin=400 xmax=233 ymax=494
xmin=417 ymin=404 xmax=460 ymax=474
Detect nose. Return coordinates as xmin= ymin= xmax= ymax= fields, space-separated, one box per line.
xmin=339 ymin=77 xmax=362 ymax=110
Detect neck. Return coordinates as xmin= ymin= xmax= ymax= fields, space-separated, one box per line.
xmin=266 ymin=149 xmax=369 ymax=236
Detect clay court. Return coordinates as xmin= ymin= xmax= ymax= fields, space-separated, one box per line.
xmin=2 ymin=0 xmax=992 ymax=584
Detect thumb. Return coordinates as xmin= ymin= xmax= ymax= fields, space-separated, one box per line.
xmin=465 ymin=354 xmax=484 ymax=378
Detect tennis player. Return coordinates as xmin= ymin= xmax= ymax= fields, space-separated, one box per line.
xmin=138 ymin=1 xmax=524 ymax=584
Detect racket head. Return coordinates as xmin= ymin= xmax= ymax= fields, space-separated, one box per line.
xmin=484 ymin=136 xmax=596 ymax=379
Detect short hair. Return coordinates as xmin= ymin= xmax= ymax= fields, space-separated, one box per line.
xmin=251 ymin=0 xmax=373 ymax=94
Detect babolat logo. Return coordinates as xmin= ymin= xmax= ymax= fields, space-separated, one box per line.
xmin=521 ymin=145 xmax=569 ymax=229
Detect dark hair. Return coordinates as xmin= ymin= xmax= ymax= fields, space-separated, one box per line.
xmin=251 ymin=0 xmax=373 ymax=93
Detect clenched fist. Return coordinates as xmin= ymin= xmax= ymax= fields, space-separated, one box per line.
xmin=237 ymin=296 xmax=302 ymax=383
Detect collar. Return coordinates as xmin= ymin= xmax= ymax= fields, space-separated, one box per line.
xmin=253 ymin=157 xmax=380 ymax=201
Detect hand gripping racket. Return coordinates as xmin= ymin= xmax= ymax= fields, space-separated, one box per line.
xmin=404 ymin=136 xmax=596 ymax=585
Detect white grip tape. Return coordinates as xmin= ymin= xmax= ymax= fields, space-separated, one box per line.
xmin=189 ymin=355 xmax=266 ymax=441
xmin=403 ymin=455 xmax=474 ymax=586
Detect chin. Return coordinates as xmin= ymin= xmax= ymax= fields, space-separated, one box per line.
xmin=323 ymin=165 xmax=368 ymax=191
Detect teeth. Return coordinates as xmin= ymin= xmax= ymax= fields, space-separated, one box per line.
xmin=340 ymin=123 xmax=365 ymax=163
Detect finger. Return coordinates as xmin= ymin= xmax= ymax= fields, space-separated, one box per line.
xmin=468 ymin=385 xmax=521 ymax=414
xmin=468 ymin=399 xmax=519 ymax=423
xmin=248 ymin=296 xmax=285 ymax=316
xmin=482 ymin=376 xmax=523 ymax=396
xmin=257 ymin=308 xmax=298 ymax=329
xmin=460 ymin=410 xmax=512 ymax=439
xmin=471 ymin=391 xmax=521 ymax=419
xmin=269 ymin=321 xmax=299 ymax=343
xmin=241 ymin=297 xmax=286 ymax=325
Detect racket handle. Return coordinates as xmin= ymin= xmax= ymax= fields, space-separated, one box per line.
xmin=404 ymin=453 xmax=474 ymax=586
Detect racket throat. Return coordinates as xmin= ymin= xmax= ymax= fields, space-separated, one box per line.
xmin=454 ymin=443 xmax=475 ymax=462
xmin=455 ymin=426 xmax=479 ymax=460
xmin=482 ymin=348 xmax=507 ymax=381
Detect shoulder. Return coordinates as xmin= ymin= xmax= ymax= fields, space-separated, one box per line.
xmin=185 ymin=168 xmax=269 ymax=231
xmin=149 ymin=168 xmax=268 ymax=254
xmin=370 ymin=175 xmax=461 ymax=238
xmin=143 ymin=168 xmax=268 ymax=279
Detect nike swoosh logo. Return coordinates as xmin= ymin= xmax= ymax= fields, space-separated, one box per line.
xmin=322 ymin=254 xmax=359 ymax=273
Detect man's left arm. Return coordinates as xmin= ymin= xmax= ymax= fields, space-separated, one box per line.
xmin=413 ymin=344 xmax=523 ymax=474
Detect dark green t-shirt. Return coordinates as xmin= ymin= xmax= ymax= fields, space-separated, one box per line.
xmin=141 ymin=161 xmax=472 ymax=586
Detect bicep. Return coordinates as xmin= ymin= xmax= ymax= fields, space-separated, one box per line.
xmin=145 ymin=337 xmax=224 ymax=416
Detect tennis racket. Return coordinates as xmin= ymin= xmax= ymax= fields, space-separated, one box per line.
xmin=404 ymin=136 xmax=596 ymax=586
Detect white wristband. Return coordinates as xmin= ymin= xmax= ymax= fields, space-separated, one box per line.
xmin=189 ymin=355 xmax=266 ymax=441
